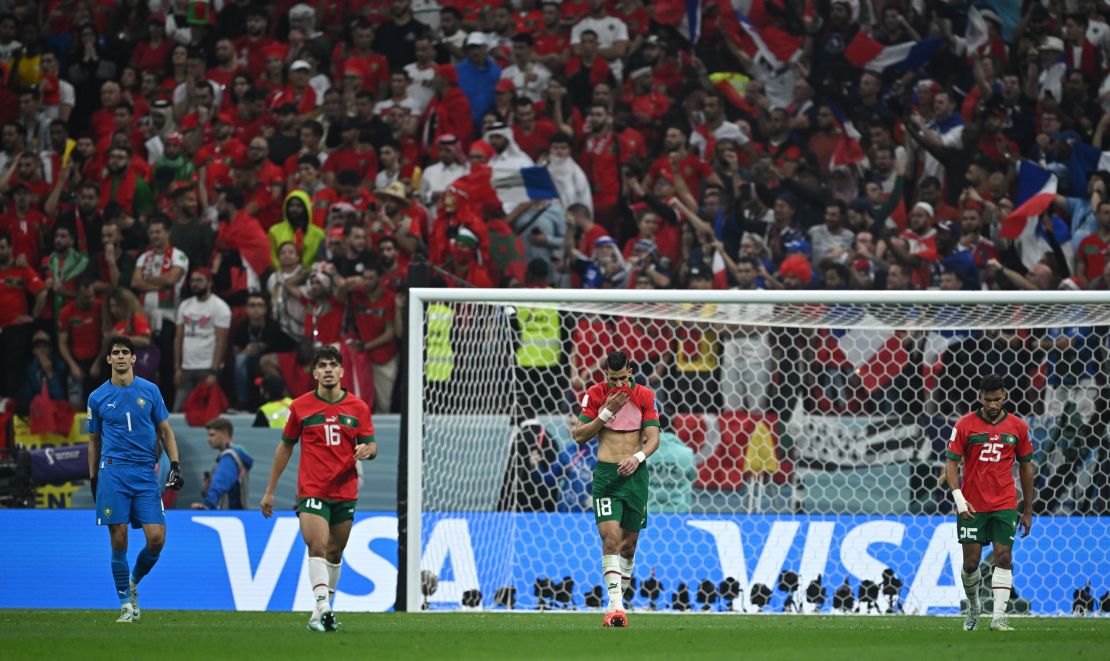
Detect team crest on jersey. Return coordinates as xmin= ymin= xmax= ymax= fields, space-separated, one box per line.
xmin=137 ymin=397 xmax=146 ymax=409
xmin=104 ymin=506 xmax=112 ymax=517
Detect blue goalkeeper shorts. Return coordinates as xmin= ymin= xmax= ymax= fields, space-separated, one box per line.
xmin=95 ymin=461 xmax=165 ymax=528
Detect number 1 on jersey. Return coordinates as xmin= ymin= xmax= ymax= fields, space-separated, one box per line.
xmin=126 ymin=412 xmax=132 ymax=431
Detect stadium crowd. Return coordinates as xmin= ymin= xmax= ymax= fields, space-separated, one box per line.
xmin=0 ymin=0 xmax=1109 ymax=425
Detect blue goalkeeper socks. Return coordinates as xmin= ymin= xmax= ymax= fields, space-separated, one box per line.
xmin=111 ymin=549 xmax=131 ymax=605
xmin=131 ymin=546 xmax=160 ymax=586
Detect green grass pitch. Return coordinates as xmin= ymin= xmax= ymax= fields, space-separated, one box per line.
xmin=3 ymin=611 xmax=1109 ymax=660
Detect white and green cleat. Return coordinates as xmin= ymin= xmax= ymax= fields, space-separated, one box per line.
xmin=115 ymin=604 xmax=137 ymax=623
xmin=129 ymin=584 xmax=141 ymax=621
xmin=306 ymin=613 xmax=326 ymax=632
xmin=990 ymin=616 xmax=1014 ymax=632
xmin=963 ymin=603 xmax=980 ymax=631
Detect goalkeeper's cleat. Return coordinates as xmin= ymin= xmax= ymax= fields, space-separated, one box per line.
xmin=963 ymin=603 xmax=980 ymax=631
xmin=115 ymin=604 xmax=137 ymax=623
xmin=129 ymin=584 xmax=140 ymax=621
xmin=602 ymin=610 xmax=628 ymax=628
xmin=321 ymin=609 xmax=339 ymax=632
xmin=990 ymin=617 xmax=1014 ymax=632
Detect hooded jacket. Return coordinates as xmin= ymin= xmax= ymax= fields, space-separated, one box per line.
xmin=268 ymin=189 xmax=325 ymax=269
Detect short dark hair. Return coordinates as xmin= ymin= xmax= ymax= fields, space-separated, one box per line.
xmin=205 ymin=416 xmax=234 ymax=436
xmin=566 ymin=203 xmax=591 ymax=219
xmin=979 ymin=373 xmax=1006 ymax=392
xmin=302 ymin=120 xmax=324 ymax=138
xmin=312 ymin=345 xmax=343 ymax=368
xmin=606 ymin=350 xmax=629 ymax=372
xmin=246 ymin=291 xmax=269 ymax=308
xmin=106 ymin=335 xmax=136 ymax=356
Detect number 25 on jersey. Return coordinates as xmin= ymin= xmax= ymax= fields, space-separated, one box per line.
xmin=979 ymin=443 xmax=1002 ymax=462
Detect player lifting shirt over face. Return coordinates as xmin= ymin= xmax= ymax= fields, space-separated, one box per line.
xmin=945 ymin=373 xmax=1035 ymax=633
xmin=572 ymin=350 xmax=661 ymax=628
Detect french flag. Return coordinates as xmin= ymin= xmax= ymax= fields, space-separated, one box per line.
xmin=844 ymin=32 xmax=942 ymax=72
xmin=826 ymin=104 xmax=866 ymax=170
xmin=1069 ymin=142 xmax=1110 ymax=198
xmin=677 ymin=0 xmax=704 ymax=44
xmin=490 ymin=166 xmax=560 ymax=209
xmin=737 ymin=14 xmax=803 ymax=70
xmin=1001 ymin=160 xmax=1057 ymax=239
xmin=819 ymin=325 xmax=910 ymax=394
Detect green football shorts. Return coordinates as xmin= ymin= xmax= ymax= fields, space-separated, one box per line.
xmin=956 ymin=509 xmax=1018 ymax=545
xmin=297 ymin=497 xmax=357 ymax=524
xmin=592 ymin=461 xmax=649 ymax=531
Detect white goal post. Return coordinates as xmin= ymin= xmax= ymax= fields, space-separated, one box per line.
xmin=404 ymin=288 xmax=1110 ymax=617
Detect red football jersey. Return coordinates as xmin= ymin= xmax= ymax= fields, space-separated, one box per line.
xmin=281 ymin=390 xmax=376 ymax=501
xmin=946 ymin=410 xmax=1033 ymax=512
xmin=578 ymin=382 xmax=660 ymax=433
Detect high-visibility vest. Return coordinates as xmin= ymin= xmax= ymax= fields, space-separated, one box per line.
xmin=515 ymin=305 xmax=561 ymax=368
xmin=259 ymin=398 xmax=293 ymax=429
xmin=426 ymin=303 xmax=454 ymax=382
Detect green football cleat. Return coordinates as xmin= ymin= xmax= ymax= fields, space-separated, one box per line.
xmin=990 ymin=617 xmax=1014 ymax=632
xmin=129 ymin=584 xmax=140 ymax=621
xmin=963 ymin=603 xmax=980 ymax=631
xmin=115 ymin=604 xmax=137 ymax=623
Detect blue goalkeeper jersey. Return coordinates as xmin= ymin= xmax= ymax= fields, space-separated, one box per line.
xmin=87 ymin=377 xmax=169 ymax=464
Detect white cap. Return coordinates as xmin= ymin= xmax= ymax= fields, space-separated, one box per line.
xmin=290 ymin=60 xmax=312 ymax=71
xmin=465 ymin=32 xmax=489 ymax=47
xmin=1041 ymin=36 xmax=1065 ymax=52
xmin=912 ymin=201 xmax=934 ymax=218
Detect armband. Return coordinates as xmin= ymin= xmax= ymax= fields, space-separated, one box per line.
xmin=952 ymin=488 xmax=968 ymax=514
xmin=633 ymin=451 xmax=646 ymax=463
xmin=598 ymin=409 xmax=613 ymax=422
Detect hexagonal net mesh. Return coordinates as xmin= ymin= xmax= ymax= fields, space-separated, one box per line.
xmin=414 ymin=294 xmax=1110 ymax=615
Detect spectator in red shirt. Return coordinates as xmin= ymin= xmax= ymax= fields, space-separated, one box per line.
xmin=0 ymin=231 xmax=47 ymax=398
xmin=1076 ymin=200 xmax=1110 ymax=286
xmin=130 ymin=14 xmax=172 ymax=73
xmin=348 ymin=262 xmax=398 ymax=412
xmin=533 ymin=2 xmax=570 ymax=71
xmin=512 ymin=96 xmax=557 ymax=161
xmin=323 ymin=117 xmax=378 ymax=188
xmin=235 ymin=7 xmax=278 ymax=79
xmin=423 ymin=64 xmax=474 ymax=148
xmin=644 ymin=125 xmax=721 ymax=201
xmin=0 ymin=183 xmax=47 ymax=267
xmin=577 ymin=103 xmax=621 ymax=230
xmin=57 ymin=274 xmax=102 ymax=403
xmin=444 ymin=227 xmax=493 ymax=288
xmin=207 ymin=38 xmax=243 ymax=90
xmin=332 ymin=18 xmax=390 ymax=99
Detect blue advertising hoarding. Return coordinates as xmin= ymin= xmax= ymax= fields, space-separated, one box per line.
xmin=1 ymin=511 xmax=1105 ymax=615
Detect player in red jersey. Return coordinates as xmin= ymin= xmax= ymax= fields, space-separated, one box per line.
xmin=945 ymin=373 xmax=1034 ymax=633
xmin=260 ymin=346 xmax=377 ymax=632
xmin=572 ymin=350 xmax=660 ymax=628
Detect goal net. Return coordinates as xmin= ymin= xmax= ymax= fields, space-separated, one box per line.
xmin=404 ymin=290 xmax=1110 ymax=616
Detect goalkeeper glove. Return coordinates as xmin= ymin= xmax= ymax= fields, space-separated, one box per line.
xmin=165 ymin=461 xmax=184 ymax=491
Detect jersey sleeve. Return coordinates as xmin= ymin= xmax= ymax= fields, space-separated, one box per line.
xmin=86 ymin=392 xmax=100 ymax=434
xmin=281 ymin=402 xmax=302 ymax=445
xmin=945 ymin=419 xmax=966 ymax=462
xmin=578 ymin=384 xmax=603 ymax=422
xmin=640 ymin=388 xmax=660 ymax=428
xmin=150 ymin=385 xmax=170 ymax=424
xmin=357 ymin=400 xmax=376 ymax=444
xmin=1016 ymin=421 xmax=1034 ymax=463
